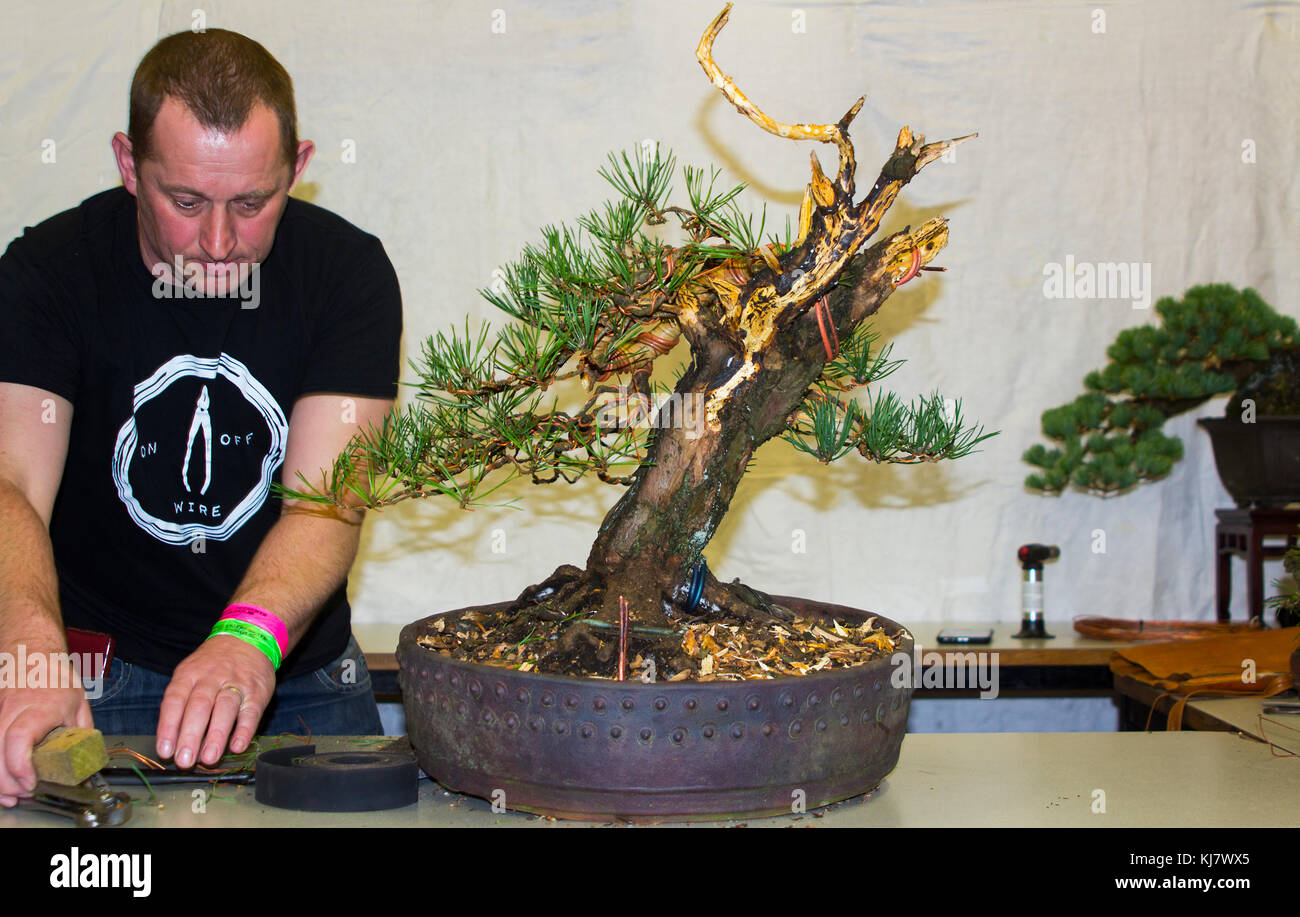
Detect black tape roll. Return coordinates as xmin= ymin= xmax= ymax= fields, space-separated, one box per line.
xmin=254 ymin=745 xmax=418 ymax=812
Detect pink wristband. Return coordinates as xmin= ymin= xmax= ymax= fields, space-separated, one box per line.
xmin=220 ymin=603 xmax=289 ymax=657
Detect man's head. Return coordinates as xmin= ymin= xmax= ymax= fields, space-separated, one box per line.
xmin=112 ymin=29 xmax=314 ymax=295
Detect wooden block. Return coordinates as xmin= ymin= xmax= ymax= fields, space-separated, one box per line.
xmin=32 ymin=727 xmax=108 ymax=786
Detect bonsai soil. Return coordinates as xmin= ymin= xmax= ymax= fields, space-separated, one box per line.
xmin=415 ymin=603 xmax=901 ymax=682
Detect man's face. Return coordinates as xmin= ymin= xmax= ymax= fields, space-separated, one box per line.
xmin=113 ymin=96 xmax=313 ymax=295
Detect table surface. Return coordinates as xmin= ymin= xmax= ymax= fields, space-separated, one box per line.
xmin=1193 ymin=697 xmax=1300 ymax=754
xmin=4 ymin=731 xmax=1296 ymax=828
xmin=354 ymin=620 xmax=1138 ymax=670
xmin=1111 ymin=673 xmax=1300 ymax=754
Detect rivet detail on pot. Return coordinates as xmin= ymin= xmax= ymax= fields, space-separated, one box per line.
xmin=397 ymin=598 xmax=914 ymax=820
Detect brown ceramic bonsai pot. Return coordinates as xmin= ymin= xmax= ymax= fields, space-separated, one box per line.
xmin=397 ymin=595 xmax=913 ymax=821
xmin=1198 ymin=416 xmax=1300 ymax=507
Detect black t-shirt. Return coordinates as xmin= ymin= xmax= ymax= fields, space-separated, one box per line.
xmin=0 ymin=187 xmax=402 ymax=678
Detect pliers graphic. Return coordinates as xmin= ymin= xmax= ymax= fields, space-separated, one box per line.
xmin=182 ymin=385 xmax=212 ymax=495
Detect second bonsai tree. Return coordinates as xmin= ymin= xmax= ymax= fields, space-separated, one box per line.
xmin=1023 ymin=284 xmax=1298 ymax=496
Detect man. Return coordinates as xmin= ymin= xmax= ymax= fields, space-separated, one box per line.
xmin=0 ymin=29 xmax=402 ymax=807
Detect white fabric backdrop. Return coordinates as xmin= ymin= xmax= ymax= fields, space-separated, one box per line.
xmin=5 ymin=0 xmax=1298 ymax=663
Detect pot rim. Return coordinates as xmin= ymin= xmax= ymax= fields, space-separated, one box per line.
xmin=397 ymin=594 xmax=913 ymax=690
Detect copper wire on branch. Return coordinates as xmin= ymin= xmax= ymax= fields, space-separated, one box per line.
xmin=813 ymin=295 xmax=839 ymax=359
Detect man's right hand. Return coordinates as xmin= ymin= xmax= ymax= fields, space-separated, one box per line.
xmin=0 ymin=683 xmax=92 ymax=807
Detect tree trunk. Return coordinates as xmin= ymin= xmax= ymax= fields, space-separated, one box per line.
xmin=513 ymin=9 xmax=969 ymax=630
xmin=519 ymin=237 xmax=907 ymax=630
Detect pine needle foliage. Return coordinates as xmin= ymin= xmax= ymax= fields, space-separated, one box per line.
xmin=274 ymin=142 xmax=992 ymax=510
xmin=1024 ymin=284 xmax=1299 ymax=495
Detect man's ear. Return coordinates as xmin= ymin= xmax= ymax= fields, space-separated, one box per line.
xmin=289 ymin=140 xmax=315 ymax=193
xmin=112 ymin=132 xmax=139 ymax=195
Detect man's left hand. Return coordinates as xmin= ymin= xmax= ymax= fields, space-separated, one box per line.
xmin=157 ymin=634 xmax=276 ymax=768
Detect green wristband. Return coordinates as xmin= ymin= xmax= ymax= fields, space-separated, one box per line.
xmin=209 ymin=619 xmax=282 ymax=670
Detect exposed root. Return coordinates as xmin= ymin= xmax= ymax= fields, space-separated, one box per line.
xmin=555 ymin=622 xmax=606 ymax=658
xmin=423 ymin=561 xmax=896 ymax=681
xmin=691 ymin=574 xmax=796 ymax=625
xmin=516 ymin=562 xmax=793 ymax=630
xmin=515 ymin=564 xmax=598 ymax=621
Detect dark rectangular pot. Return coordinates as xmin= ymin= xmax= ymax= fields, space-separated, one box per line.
xmin=1198 ymin=416 xmax=1300 ymax=507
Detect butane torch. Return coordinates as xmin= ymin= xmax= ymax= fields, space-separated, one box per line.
xmin=1013 ymin=543 xmax=1059 ymax=639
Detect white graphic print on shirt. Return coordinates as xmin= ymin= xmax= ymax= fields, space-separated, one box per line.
xmin=111 ymin=353 xmax=287 ymax=544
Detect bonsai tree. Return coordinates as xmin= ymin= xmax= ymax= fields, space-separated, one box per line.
xmin=1267 ymin=530 xmax=1300 ymax=629
xmin=279 ymin=4 xmax=991 ymax=675
xmin=1023 ymin=284 xmax=1299 ymax=495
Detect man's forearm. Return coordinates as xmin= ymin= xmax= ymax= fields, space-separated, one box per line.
xmin=0 ymin=479 xmax=66 ymax=653
xmin=225 ymin=505 xmax=366 ymax=653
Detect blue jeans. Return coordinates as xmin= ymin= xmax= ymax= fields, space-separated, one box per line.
xmin=88 ymin=634 xmax=382 ymax=738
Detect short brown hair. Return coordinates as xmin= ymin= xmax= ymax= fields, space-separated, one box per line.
xmin=128 ymin=29 xmax=298 ymax=168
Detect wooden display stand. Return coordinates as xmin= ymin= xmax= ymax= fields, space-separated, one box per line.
xmin=1214 ymin=507 xmax=1300 ymax=621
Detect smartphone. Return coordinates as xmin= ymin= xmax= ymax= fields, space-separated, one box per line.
xmin=936 ymin=628 xmax=993 ymax=645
